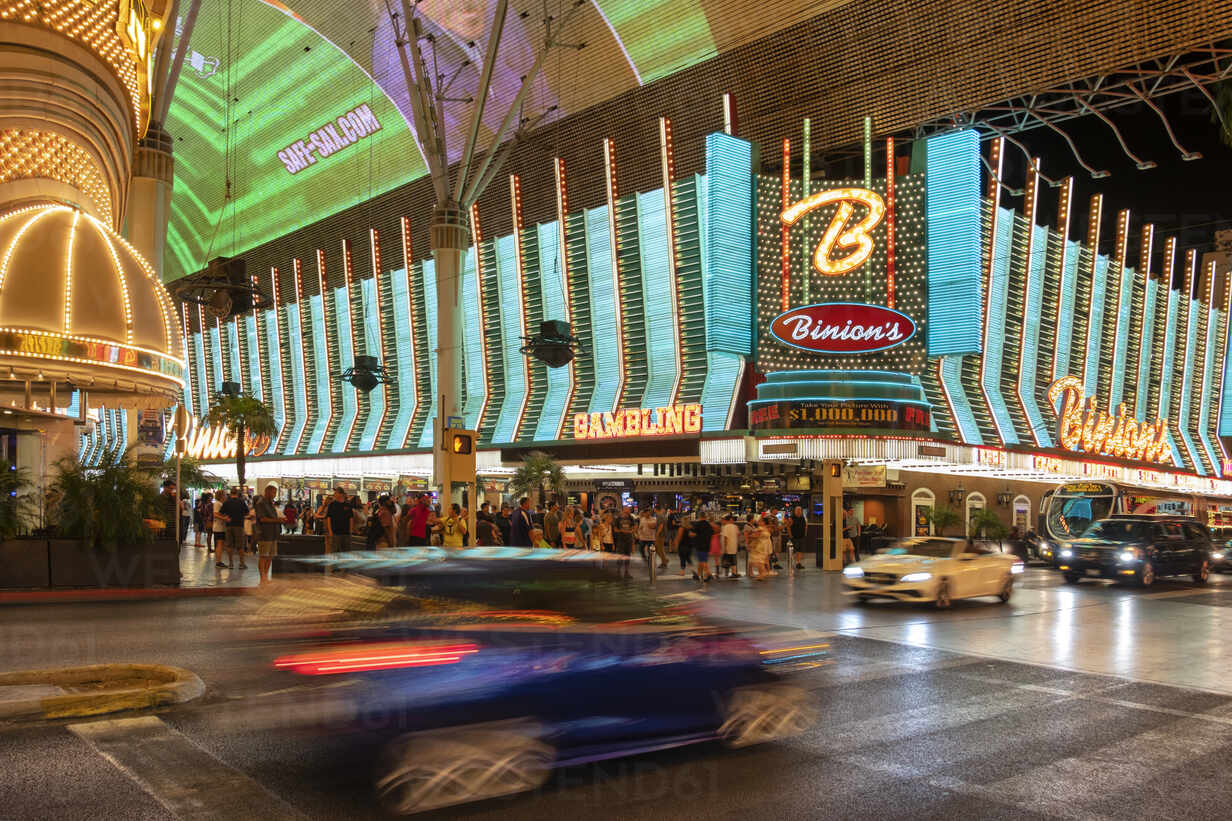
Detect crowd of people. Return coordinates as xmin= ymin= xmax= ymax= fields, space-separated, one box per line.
xmin=170 ymin=482 xmax=813 ymax=584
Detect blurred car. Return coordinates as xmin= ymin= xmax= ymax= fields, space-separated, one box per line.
xmin=244 ymin=547 xmax=824 ymax=814
xmin=1211 ymin=541 xmax=1232 ymax=574
xmin=1054 ymin=515 xmax=1211 ymax=586
xmin=841 ymin=537 xmax=1024 ymax=608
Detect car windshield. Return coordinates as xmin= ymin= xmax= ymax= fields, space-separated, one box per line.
xmin=1080 ymin=520 xmax=1150 ymax=541
xmin=881 ymin=539 xmax=956 ymax=558
xmin=1046 ymin=495 xmax=1114 ymax=539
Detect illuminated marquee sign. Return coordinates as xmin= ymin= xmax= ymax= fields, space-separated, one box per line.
xmin=780 ymin=188 xmax=886 ymax=276
xmin=182 ymin=416 xmax=271 ymax=461
xmin=749 ymin=399 xmax=929 ymax=432
xmin=117 ymin=0 xmax=170 ymax=134
xmin=770 ymin=302 xmax=916 ymax=354
xmin=0 ymin=330 xmax=183 ymax=383
xmin=1047 ymin=376 xmax=1171 ymax=465
xmin=572 ymin=404 xmax=702 ymax=440
xmin=277 ymin=104 xmax=383 ymax=174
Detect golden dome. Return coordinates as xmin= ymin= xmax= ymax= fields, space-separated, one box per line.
xmin=0 ymin=204 xmax=183 ymax=400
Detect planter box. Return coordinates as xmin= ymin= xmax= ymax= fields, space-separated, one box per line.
xmin=0 ymin=539 xmax=50 ymax=588
xmin=274 ymin=534 xmax=328 ymax=575
xmin=49 ymin=538 xmax=181 ymax=588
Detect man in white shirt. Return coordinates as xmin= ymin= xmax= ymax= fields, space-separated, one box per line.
xmin=720 ymin=514 xmax=741 ymax=578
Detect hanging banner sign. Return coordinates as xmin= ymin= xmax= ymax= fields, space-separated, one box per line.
xmin=573 ymin=404 xmax=702 ymax=440
xmin=770 ymin=302 xmax=916 ymax=354
xmin=1047 ymin=376 xmax=1171 ymax=465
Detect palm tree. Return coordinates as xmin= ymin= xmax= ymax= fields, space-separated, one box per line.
xmin=205 ymin=394 xmax=275 ymax=489
xmin=507 ymin=451 xmax=564 ymax=508
xmin=924 ymin=505 xmax=962 ymax=537
xmin=0 ymin=460 xmax=30 ymax=538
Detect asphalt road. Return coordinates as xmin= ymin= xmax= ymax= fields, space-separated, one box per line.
xmin=4 ymin=567 xmax=1232 ymax=820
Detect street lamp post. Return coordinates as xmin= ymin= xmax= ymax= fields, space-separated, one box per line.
xmin=388 ymin=0 xmax=586 ymax=505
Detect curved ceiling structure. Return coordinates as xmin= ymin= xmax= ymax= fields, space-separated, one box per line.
xmin=160 ymin=0 xmax=852 ymax=281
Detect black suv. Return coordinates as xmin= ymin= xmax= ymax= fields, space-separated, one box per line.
xmin=1054 ymin=515 xmax=1212 ymax=587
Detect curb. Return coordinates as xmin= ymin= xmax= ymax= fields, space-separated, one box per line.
xmin=0 ymin=664 xmax=205 ymax=720
xmin=0 ymin=586 xmax=251 ymax=606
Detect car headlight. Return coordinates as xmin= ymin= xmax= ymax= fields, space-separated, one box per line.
xmin=1213 ymin=552 xmax=1226 ymax=560
xmin=1059 ymin=548 xmax=1073 ymax=559
xmin=1118 ymin=550 xmax=1137 ymax=563
xmin=1011 ymin=563 xmax=1025 ymax=574
xmin=842 ymin=566 xmax=864 ymax=578
xmin=900 ymin=572 xmax=932 ymax=583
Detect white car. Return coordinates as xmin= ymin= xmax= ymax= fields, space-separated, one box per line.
xmin=842 ymin=537 xmax=1025 ymax=608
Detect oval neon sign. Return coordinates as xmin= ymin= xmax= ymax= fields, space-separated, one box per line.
xmin=770 ymin=302 xmax=916 ymax=354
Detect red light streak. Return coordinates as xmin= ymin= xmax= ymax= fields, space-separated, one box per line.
xmin=274 ymin=642 xmax=479 ymax=675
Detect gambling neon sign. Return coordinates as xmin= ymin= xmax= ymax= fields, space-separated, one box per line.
xmin=572 ymin=404 xmax=702 ymax=440
xmin=780 ymin=187 xmax=886 ymax=276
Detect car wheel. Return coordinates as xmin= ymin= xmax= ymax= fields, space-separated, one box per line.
xmin=376 ymin=726 xmax=553 ymax=814
xmin=1193 ymin=559 xmax=1209 ymax=586
xmin=1139 ymin=561 xmax=1155 ymax=588
xmin=997 ymin=574 xmax=1013 ymax=603
xmin=1063 ymin=571 xmax=1082 ymax=584
xmin=719 ymin=684 xmax=816 ymax=748
xmin=934 ymin=579 xmax=952 ymax=609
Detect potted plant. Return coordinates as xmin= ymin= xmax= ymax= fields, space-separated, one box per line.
xmin=47 ymin=449 xmax=180 ymax=588
xmin=0 ymin=460 xmax=47 ymax=588
xmin=923 ymin=505 xmax=962 ymax=537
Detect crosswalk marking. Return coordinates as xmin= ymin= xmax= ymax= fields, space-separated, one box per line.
xmin=68 ymin=716 xmax=305 ymax=820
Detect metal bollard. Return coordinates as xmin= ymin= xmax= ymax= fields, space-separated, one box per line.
xmin=648 ymin=544 xmax=656 ymax=585
xmin=786 ymin=540 xmax=795 ymax=578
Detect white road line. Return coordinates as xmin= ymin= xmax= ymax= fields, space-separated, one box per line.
xmin=68 ymin=716 xmax=305 ymax=820
xmin=809 ymin=654 xmax=982 ymax=686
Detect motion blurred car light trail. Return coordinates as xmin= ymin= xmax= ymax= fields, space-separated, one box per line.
xmin=274 ymin=642 xmax=480 ymax=675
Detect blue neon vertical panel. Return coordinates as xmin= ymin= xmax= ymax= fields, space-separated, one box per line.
xmin=305 ymin=294 xmax=331 ymax=453
xmin=1177 ymin=299 xmax=1204 ymax=474
xmin=225 ymin=322 xmax=242 ymax=384
xmin=636 ymin=189 xmax=678 ymax=409
xmin=1082 ymin=255 xmax=1109 ymax=398
xmin=942 ymin=355 xmax=983 ymax=444
xmin=417 ymin=259 xmax=438 ymax=449
xmin=1197 ymin=305 xmax=1221 ymax=472
xmin=1136 ymin=279 xmax=1159 ymax=416
xmin=534 ymin=222 xmax=571 ymax=441
xmin=492 ymin=236 xmax=527 ymax=443
xmin=460 ymin=247 xmax=486 ymax=431
xmin=331 ymin=286 xmax=356 ymax=452
xmin=206 ymin=325 xmax=223 ymax=396
xmin=386 ymin=269 xmax=416 ymax=449
xmin=1157 ymin=288 xmax=1184 ymax=466
xmin=283 ymin=303 xmax=308 ymax=455
xmin=980 ymin=207 xmax=1019 ymax=444
xmin=357 ymin=276 xmax=386 ymax=451
xmin=585 ymin=206 xmax=620 ymax=414
xmin=1054 ymin=241 xmax=1082 ymax=379
xmin=702 ymin=132 xmax=753 ymax=355
xmin=1019 ymin=224 xmax=1051 ymax=446
xmin=700 ymin=351 xmax=744 ymax=432
xmin=244 ymin=315 xmax=261 ymax=400
xmin=1109 ymin=265 xmax=1135 ymax=409
xmin=264 ymin=309 xmax=285 ymax=442
xmin=193 ymin=332 xmax=208 ymax=415
xmin=925 ymin=130 xmax=983 ymax=355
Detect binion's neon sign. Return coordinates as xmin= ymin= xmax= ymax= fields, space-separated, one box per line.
xmin=780 ymin=188 xmax=886 ymax=276
xmin=1047 ymin=376 xmax=1171 ymax=465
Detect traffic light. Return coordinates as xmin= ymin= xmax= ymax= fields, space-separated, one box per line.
xmin=443 ymin=428 xmax=476 ymax=487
